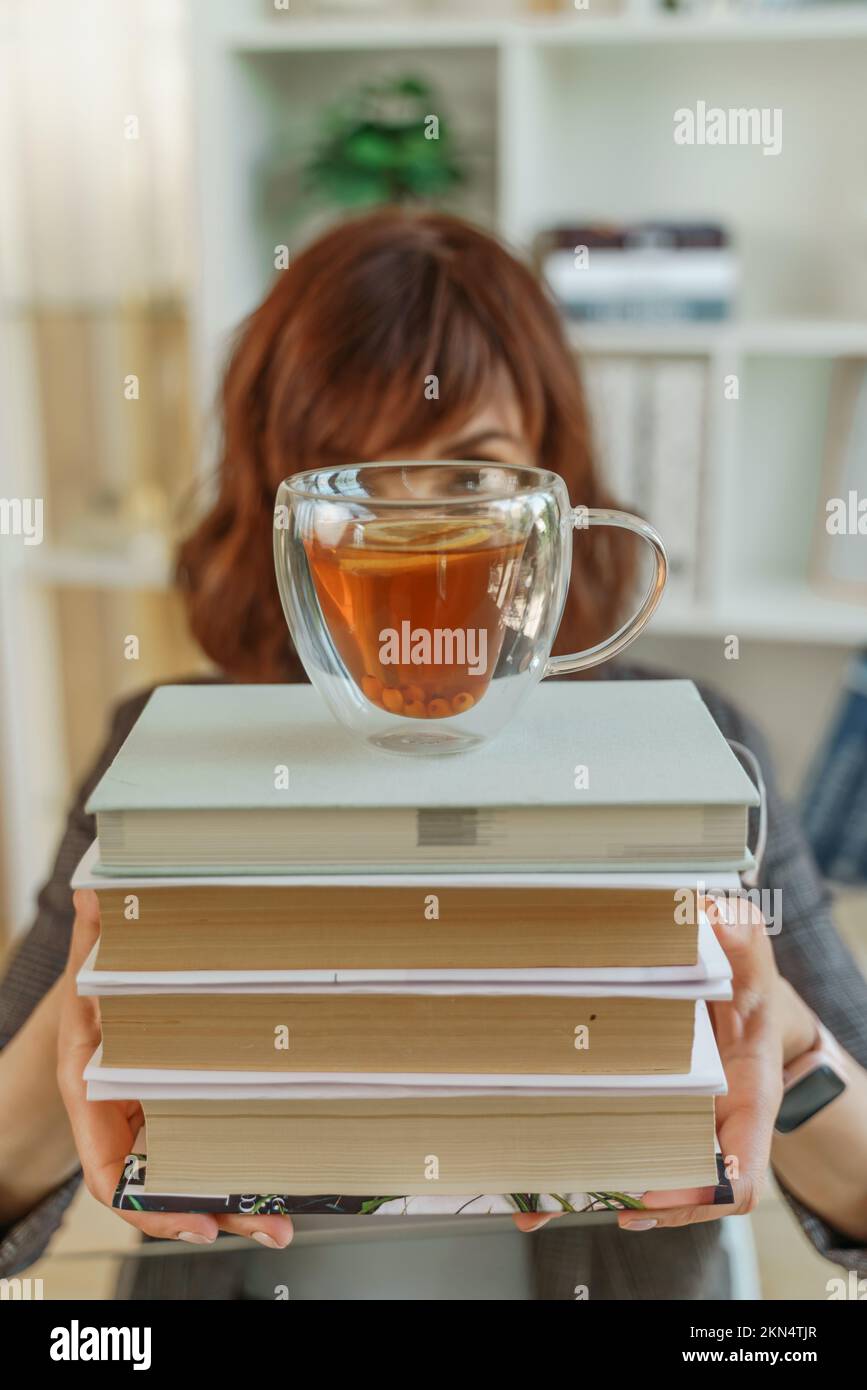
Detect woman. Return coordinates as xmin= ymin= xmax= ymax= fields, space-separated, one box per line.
xmin=1 ymin=209 xmax=866 ymax=1300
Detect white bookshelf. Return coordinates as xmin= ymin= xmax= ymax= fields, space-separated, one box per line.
xmin=655 ymin=585 xmax=867 ymax=646
xmin=9 ymin=547 xmax=172 ymax=592
xmin=525 ymin=9 xmax=867 ymax=44
xmin=216 ymin=8 xmax=867 ymax=52
xmin=188 ymin=0 xmax=867 ymax=647
xmin=570 ymin=320 xmax=867 ymax=359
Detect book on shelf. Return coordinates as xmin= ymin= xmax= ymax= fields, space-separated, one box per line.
xmin=84 ymin=681 xmax=758 ymax=874
xmin=539 ymin=221 xmax=737 ymax=323
xmin=582 ymin=355 xmax=643 ymax=511
xmin=813 ymin=358 xmax=867 ymax=597
xmin=73 ymin=842 xmax=741 ymax=973
xmin=643 ymin=357 xmax=706 ymax=603
xmin=583 ymin=356 xmax=706 ymax=602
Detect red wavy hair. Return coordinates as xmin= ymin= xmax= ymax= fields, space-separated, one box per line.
xmin=177 ymin=207 xmax=634 ymax=681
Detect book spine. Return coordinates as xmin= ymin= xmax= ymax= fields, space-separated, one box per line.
xmin=645 ymin=357 xmax=707 ymax=602
xmin=584 ymin=357 xmax=641 ymax=510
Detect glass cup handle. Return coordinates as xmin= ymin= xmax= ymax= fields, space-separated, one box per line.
xmin=543 ymin=507 xmax=668 ymax=678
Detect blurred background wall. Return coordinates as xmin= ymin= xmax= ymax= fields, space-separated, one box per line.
xmin=0 ymin=0 xmax=865 ymax=1300
xmin=0 ymin=0 xmax=206 ymax=937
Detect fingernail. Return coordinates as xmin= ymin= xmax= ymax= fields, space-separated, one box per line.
xmin=178 ymin=1230 xmax=214 ymax=1244
xmin=622 ymin=1219 xmax=658 ymax=1232
xmin=252 ymin=1231 xmax=283 ymax=1248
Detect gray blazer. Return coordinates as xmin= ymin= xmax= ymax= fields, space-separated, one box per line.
xmin=2 ymin=667 xmax=866 ymax=1299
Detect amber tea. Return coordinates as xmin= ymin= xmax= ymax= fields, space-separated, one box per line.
xmin=305 ymin=519 xmax=526 ymax=719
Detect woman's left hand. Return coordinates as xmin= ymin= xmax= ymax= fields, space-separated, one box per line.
xmin=517 ymin=893 xmax=786 ymax=1236
xmin=616 ymin=894 xmax=784 ymax=1233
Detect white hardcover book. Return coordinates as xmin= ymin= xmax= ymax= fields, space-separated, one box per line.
xmin=82 ymin=682 xmax=759 ymax=875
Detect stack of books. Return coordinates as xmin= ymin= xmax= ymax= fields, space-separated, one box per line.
xmin=74 ymin=680 xmax=757 ymax=1217
xmin=538 ymin=221 xmax=737 ymax=323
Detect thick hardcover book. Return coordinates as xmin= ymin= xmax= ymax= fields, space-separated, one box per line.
xmin=73 ymin=843 xmax=742 ymax=972
xmin=76 ymin=912 xmax=731 ymax=995
xmin=112 ymin=1148 xmax=734 ymax=1216
xmin=85 ymin=681 xmax=758 ymax=874
xmin=95 ymin=992 xmax=701 ymax=1076
xmin=138 ymin=1095 xmax=720 ymax=1194
xmin=84 ymin=998 xmax=726 ymax=1100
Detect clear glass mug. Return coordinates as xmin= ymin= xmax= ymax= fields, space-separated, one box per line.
xmin=274 ymin=462 xmax=667 ymax=756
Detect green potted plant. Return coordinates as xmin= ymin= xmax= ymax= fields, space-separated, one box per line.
xmin=301 ymin=74 xmax=465 ymax=210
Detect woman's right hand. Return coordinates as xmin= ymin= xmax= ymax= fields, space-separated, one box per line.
xmin=57 ymin=890 xmax=294 ymax=1250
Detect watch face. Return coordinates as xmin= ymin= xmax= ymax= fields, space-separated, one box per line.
xmin=775 ymin=1064 xmax=846 ymax=1134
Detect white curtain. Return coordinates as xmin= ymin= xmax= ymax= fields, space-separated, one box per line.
xmin=0 ymin=0 xmax=191 ymax=306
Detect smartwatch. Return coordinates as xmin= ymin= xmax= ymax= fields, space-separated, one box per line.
xmin=774 ymin=1017 xmax=847 ymax=1135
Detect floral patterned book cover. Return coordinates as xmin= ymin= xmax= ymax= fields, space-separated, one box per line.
xmin=112 ymin=1150 xmax=733 ymax=1216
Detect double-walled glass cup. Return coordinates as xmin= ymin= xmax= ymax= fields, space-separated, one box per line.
xmin=274 ymin=462 xmax=666 ymax=755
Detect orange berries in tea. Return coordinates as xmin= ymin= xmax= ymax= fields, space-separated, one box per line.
xmin=305 ymin=518 xmax=525 ymax=719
